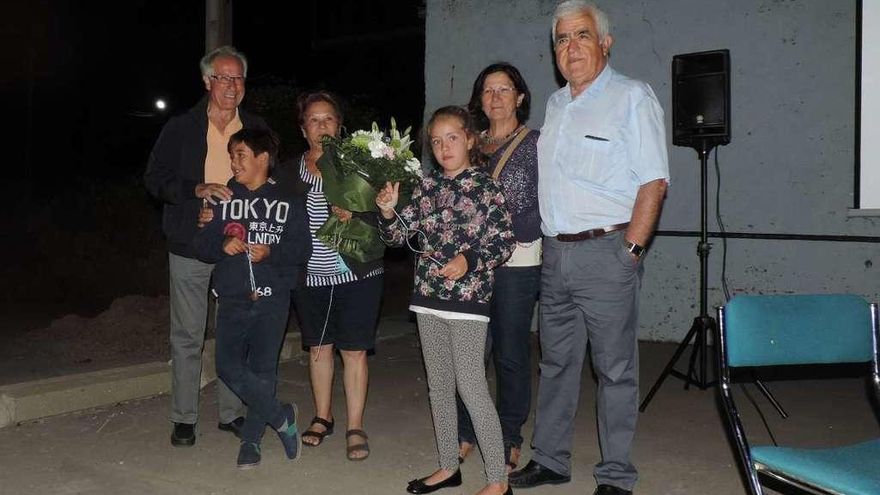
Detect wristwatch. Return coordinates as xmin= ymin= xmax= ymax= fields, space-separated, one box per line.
xmin=623 ymin=240 xmax=645 ymax=259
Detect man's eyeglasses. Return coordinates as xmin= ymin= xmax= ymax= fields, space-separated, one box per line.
xmin=483 ymin=86 xmax=515 ymax=97
xmin=209 ymin=74 xmax=245 ymax=85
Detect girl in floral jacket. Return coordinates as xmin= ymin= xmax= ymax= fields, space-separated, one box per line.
xmin=377 ymin=106 xmax=515 ymax=495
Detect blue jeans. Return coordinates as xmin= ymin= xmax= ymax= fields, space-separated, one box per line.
xmin=457 ymin=265 xmax=541 ymax=453
xmin=215 ymin=295 xmax=290 ymax=444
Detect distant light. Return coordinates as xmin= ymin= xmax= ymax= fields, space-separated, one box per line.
xmin=155 ymin=99 xmax=167 ymax=111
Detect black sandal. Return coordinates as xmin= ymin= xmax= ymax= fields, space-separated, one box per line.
xmin=301 ymin=416 xmax=334 ymax=447
xmin=346 ymin=429 xmax=370 ymax=461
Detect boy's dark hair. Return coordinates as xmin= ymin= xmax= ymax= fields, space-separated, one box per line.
xmin=228 ymin=128 xmax=280 ymax=169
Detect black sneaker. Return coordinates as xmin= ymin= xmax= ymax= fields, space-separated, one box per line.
xmin=171 ymin=422 xmax=196 ymax=447
xmin=237 ymin=442 xmax=261 ymax=469
xmin=218 ymin=417 xmax=245 ymax=438
xmin=276 ymin=403 xmax=301 ymax=460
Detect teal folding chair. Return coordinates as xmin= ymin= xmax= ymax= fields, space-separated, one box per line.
xmin=716 ymin=294 xmax=880 ymax=495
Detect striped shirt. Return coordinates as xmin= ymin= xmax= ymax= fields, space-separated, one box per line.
xmin=299 ymin=157 xmax=382 ymax=287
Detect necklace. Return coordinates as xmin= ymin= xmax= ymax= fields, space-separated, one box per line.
xmin=480 ymin=124 xmax=525 ymax=146
xmin=303 ymin=150 xmax=322 ymax=177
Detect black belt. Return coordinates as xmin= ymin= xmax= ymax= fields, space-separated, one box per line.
xmin=555 ymin=222 xmax=629 ymax=242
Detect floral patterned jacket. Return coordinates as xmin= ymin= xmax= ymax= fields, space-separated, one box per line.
xmin=379 ymin=168 xmax=514 ymax=317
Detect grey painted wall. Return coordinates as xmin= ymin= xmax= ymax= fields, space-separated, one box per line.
xmin=425 ymin=0 xmax=880 ymax=341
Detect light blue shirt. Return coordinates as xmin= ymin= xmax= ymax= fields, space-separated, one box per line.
xmin=538 ymin=65 xmax=670 ymax=236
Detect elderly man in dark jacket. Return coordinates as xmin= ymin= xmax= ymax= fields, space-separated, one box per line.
xmin=145 ymin=45 xmax=269 ymax=447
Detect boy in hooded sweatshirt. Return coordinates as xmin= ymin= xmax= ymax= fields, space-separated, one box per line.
xmin=193 ymin=128 xmax=311 ymax=469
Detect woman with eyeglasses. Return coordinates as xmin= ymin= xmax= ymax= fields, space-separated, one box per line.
xmin=456 ymin=62 xmax=542 ymax=474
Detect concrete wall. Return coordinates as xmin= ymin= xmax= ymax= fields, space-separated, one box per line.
xmin=425 ymin=0 xmax=880 ymax=341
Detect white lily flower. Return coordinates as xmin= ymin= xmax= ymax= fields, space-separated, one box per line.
xmin=398 ymin=135 xmax=413 ymax=152
xmin=368 ymin=140 xmax=387 ymax=159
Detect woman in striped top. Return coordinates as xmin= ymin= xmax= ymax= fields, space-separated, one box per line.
xmin=274 ymin=91 xmax=382 ymax=461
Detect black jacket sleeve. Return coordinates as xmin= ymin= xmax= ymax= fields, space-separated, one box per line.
xmin=144 ymin=117 xmax=200 ymax=205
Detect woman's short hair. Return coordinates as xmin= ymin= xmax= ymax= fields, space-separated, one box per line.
xmin=200 ymin=45 xmax=248 ymax=78
xmin=467 ymin=62 xmax=532 ymax=130
xmin=227 ymin=128 xmax=280 ymax=170
xmin=296 ymin=90 xmax=345 ymax=127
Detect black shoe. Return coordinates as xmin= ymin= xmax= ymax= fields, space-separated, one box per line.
xmin=170 ymin=422 xmax=196 ymax=447
xmin=594 ymin=484 xmax=632 ymax=495
xmin=218 ymin=417 xmax=245 ymax=438
xmin=508 ymin=460 xmax=570 ymax=488
xmin=406 ymin=470 xmax=462 ymax=494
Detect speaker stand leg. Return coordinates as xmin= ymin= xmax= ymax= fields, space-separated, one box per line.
xmin=640 ymin=315 xmax=716 ymax=411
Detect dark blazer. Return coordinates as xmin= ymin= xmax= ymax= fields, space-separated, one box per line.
xmin=144 ymin=97 xmax=268 ymax=258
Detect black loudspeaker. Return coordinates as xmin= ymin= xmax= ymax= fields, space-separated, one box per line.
xmin=672 ymin=49 xmax=730 ymax=148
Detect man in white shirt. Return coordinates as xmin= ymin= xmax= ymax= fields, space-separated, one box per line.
xmin=509 ymin=2 xmax=669 ymax=494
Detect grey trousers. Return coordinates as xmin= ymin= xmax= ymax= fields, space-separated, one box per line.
xmin=169 ymin=253 xmax=243 ymax=425
xmin=531 ymin=232 xmax=642 ymax=490
xmin=416 ymin=313 xmax=507 ymax=484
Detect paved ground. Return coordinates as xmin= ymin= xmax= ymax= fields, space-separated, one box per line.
xmin=0 ymin=316 xmax=877 ymax=494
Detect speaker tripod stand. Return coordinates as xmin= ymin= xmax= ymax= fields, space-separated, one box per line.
xmin=639 ymin=140 xmax=716 ymax=412
xmin=638 ymin=140 xmax=788 ymax=418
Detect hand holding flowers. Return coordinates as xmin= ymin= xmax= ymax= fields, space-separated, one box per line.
xmin=331 ymin=205 xmax=353 ymax=223
xmin=376 ymin=182 xmax=400 ymax=219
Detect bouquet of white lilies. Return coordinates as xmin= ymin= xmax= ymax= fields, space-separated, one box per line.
xmin=316 ymin=119 xmax=422 ymax=263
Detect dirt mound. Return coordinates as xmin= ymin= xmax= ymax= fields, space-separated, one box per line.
xmin=33 ymin=295 xmax=169 ymax=360
xmin=0 ymin=252 xmax=414 ymax=386
xmin=0 ymin=296 xmax=170 ymax=385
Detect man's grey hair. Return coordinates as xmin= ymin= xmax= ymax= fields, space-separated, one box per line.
xmin=552 ymin=0 xmax=610 ymax=43
xmin=199 ymin=45 xmax=248 ymax=78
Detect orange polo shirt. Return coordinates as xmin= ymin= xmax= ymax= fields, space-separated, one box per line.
xmin=204 ymin=110 xmax=243 ymax=185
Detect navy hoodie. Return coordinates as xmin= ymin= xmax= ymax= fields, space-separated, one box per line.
xmin=193 ymin=177 xmax=311 ymax=299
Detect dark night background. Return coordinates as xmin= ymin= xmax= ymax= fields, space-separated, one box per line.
xmin=2 ymin=1 xmax=425 ymax=322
